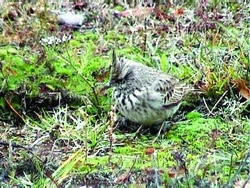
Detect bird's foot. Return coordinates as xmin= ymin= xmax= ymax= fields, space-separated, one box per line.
xmin=153 ymin=121 xmax=172 ymax=143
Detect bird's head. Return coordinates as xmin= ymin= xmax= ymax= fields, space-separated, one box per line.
xmin=105 ymin=50 xmax=133 ymax=88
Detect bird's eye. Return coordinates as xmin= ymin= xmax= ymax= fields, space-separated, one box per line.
xmin=124 ymin=71 xmax=133 ymax=80
xmin=116 ymin=78 xmax=123 ymax=83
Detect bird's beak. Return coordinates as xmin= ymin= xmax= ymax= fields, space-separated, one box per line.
xmin=105 ymin=78 xmax=116 ymax=88
xmin=99 ymin=82 xmax=112 ymax=94
xmin=103 ymin=82 xmax=111 ymax=90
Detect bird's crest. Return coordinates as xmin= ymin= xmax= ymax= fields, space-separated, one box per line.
xmin=110 ymin=50 xmax=133 ymax=84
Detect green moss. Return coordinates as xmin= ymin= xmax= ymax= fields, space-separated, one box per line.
xmin=186 ymin=111 xmax=202 ymax=120
xmin=0 ymin=2 xmax=250 ymax=187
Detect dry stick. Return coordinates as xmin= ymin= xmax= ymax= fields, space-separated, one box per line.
xmin=108 ymin=105 xmax=116 ymax=162
xmin=143 ymin=18 xmax=147 ymax=58
xmin=30 ymin=135 xmax=50 ymax=148
xmin=119 ymin=155 xmax=139 ymax=183
xmin=202 ymin=97 xmax=213 ymax=115
xmin=153 ymin=122 xmax=165 ymax=143
xmin=207 ymin=90 xmax=228 ymax=116
xmin=4 ymin=96 xmax=25 ymax=123
xmin=132 ymin=124 xmax=143 ymax=140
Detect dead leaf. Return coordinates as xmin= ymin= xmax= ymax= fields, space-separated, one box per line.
xmin=98 ymin=86 xmax=108 ymax=96
xmin=94 ymin=46 xmax=109 ymax=55
xmin=231 ymin=79 xmax=250 ymax=100
xmin=145 ymin=147 xmax=155 ymax=155
xmin=92 ymin=67 xmax=109 ymax=82
xmin=209 ymin=129 xmax=222 ymax=148
xmin=168 ymin=166 xmax=186 ymax=178
xmin=210 ymin=129 xmax=221 ymax=140
xmin=73 ymin=0 xmax=88 ymax=10
xmin=145 ymin=168 xmax=164 ymax=175
xmin=115 ymin=7 xmax=154 ymax=19
xmin=114 ymin=173 xmax=128 ymax=183
xmin=174 ymin=8 xmax=184 ymax=17
xmin=154 ymin=8 xmax=171 ymax=20
xmin=194 ymin=80 xmax=210 ymax=91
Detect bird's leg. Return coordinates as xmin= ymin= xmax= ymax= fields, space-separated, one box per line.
xmin=161 ymin=121 xmax=172 ymax=132
xmin=131 ymin=124 xmax=143 ymax=139
xmin=114 ymin=115 xmax=128 ymax=129
xmin=114 ymin=114 xmax=142 ymax=133
xmin=153 ymin=121 xmax=171 ymax=143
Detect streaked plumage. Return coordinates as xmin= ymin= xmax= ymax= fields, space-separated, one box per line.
xmin=107 ymin=52 xmax=191 ymax=126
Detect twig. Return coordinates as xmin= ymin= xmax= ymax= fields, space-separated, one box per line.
xmin=108 ymin=105 xmax=116 ymax=162
xmin=132 ymin=124 xmax=143 ymax=140
xmin=143 ymin=18 xmax=147 ymax=57
xmin=153 ymin=122 xmax=165 ymax=143
xmin=208 ymin=90 xmax=228 ymax=116
xmin=29 ymin=135 xmax=50 ymax=148
xmin=4 ymin=96 xmax=25 ymax=123
xmin=202 ymin=97 xmax=213 ymax=115
xmin=119 ymin=155 xmax=139 ymax=182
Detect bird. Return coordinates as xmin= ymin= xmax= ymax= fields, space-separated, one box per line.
xmin=105 ymin=50 xmax=191 ymax=127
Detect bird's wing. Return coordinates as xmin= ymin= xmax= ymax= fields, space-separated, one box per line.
xmin=147 ymin=77 xmax=190 ymax=108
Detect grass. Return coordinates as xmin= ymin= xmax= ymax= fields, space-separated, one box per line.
xmin=0 ymin=1 xmax=250 ymax=187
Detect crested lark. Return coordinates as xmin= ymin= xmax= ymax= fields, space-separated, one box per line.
xmin=106 ymin=51 xmax=191 ymax=126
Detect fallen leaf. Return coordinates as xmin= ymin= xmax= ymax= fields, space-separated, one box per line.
xmin=98 ymin=86 xmax=109 ymax=96
xmin=210 ymin=129 xmax=221 ymax=140
xmin=231 ymin=79 xmax=250 ymax=100
xmin=94 ymin=46 xmax=109 ymax=55
xmin=114 ymin=7 xmax=154 ymax=18
xmin=168 ymin=166 xmax=186 ymax=178
xmin=92 ymin=67 xmax=109 ymax=82
xmin=154 ymin=8 xmax=171 ymax=20
xmin=114 ymin=173 xmax=128 ymax=183
xmin=145 ymin=147 xmax=155 ymax=155
xmin=73 ymin=0 xmax=88 ymax=10
xmin=145 ymin=168 xmax=164 ymax=175
xmin=174 ymin=8 xmax=184 ymax=17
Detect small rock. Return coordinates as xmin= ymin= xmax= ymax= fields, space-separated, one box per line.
xmin=58 ymin=12 xmax=85 ymax=26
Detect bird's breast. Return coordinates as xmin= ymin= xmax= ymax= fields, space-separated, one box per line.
xmin=112 ymin=88 xmax=181 ymax=125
